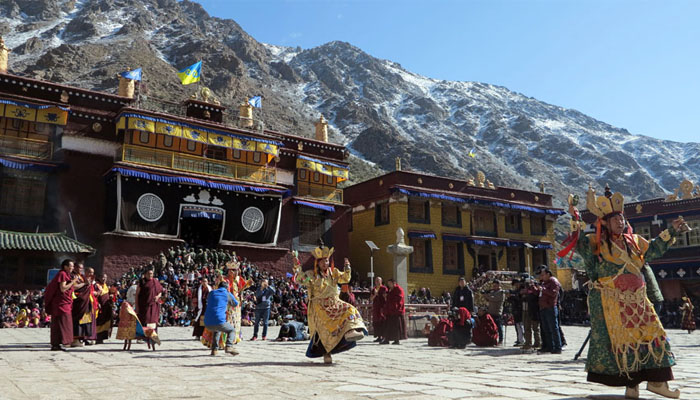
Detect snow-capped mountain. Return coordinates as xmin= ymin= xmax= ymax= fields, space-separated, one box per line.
xmin=3 ymin=0 xmax=699 ymax=207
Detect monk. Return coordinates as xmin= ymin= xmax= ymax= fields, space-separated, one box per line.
xmin=135 ymin=269 xmax=163 ymax=331
xmin=70 ymin=263 xmax=92 ymax=347
xmin=94 ymin=273 xmax=113 ymax=344
xmin=472 ymin=308 xmax=499 ymax=347
xmin=45 ymin=259 xmax=79 ymax=351
xmin=382 ymin=279 xmax=406 ymax=345
xmin=371 ymin=279 xmax=387 ymax=343
xmin=428 ymin=315 xmax=452 ymax=347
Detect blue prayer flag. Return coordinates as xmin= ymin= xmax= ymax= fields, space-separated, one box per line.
xmin=248 ymin=96 xmax=262 ymax=108
xmin=120 ymin=68 xmax=142 ymax=81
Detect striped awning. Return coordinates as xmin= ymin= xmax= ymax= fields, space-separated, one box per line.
xmin=0 ymin=230 xmax=95 ymax=254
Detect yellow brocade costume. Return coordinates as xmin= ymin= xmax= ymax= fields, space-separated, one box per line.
xmin=296 ymin=266 xmax=366 ymax=354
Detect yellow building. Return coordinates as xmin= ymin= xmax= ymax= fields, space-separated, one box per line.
xmin=344 ymin=171 xmax=564 ymax=295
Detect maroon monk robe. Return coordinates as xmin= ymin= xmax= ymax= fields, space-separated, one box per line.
xmin=46 ymin=270 xmax=74 ymax=347
xmin=372 ymin=285 xmax=387 ymax=339
xmin=472 ymin=313 xmax=498 ymax=347
xmin=191 ymin=284 xmax=210 ymax=337
xmin=383 ymin=284 xmax=407 ymax=341
xmin=94 ymin=283 xmax=113 ymax=342
xmin=137 ymin=278 xmax=163 ymax=326
xmin=428 ymin=318 xmax=452 ymax=347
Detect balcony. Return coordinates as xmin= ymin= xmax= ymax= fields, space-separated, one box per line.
xmin=117 ymin=144 xmax=276 ymax=185
xmin=296 ymin=182 xmax=343 ymax=204
xmin=0 ymin=136 xmax=53 ymax=160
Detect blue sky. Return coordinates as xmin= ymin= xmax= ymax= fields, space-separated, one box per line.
xmin=197 ymin=0 xmax=699 ymax=143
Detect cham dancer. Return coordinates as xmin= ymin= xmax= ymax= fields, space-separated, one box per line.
xmin=561 ymin=185 xmax=690 ymax=399
xmin=292 ymin=244 xmax=366 ymax=364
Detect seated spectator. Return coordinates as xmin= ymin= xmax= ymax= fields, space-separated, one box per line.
xmin=472 ymin=308 xmax=498 ymax=347
xmin=427 ymin=315 xmax=452 ymax=347
xmin=448 ymin=307 xmax=474 ymax=349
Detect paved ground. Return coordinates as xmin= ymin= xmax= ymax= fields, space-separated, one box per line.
xmin=1 ymin=326 xmax=698 ymax=400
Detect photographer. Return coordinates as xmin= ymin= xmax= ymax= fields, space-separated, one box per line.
xmin=251 ymin=279 xmax=275 ymax=341
xmin=447 ymin=307 xmax=474 ymax=349
xmin=483 ymin=279 xmax=506 ymax=344
xmin=521 ymin=276 xmax=541 ymax=350
xmin=508 ymin=278 xmax=525 ymax=346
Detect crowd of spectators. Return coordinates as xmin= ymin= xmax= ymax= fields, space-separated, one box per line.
xmin=111 ymin=246 xmax=308 ymax=327
xmin=1 ymin=289 xmax=49 ymax=328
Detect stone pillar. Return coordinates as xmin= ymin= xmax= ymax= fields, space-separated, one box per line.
xmin=0 ymin=36 xmax=11 ymax=74
xmin=314 ymin=115 xmax=328 ymax=142
xmin=239 ymin=101 xmax=254 ymax=128
xmin=386 ymin=227 xmax=413 ymax=304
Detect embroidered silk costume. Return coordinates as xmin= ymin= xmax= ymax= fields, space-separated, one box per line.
xmin=565 ymin=186 xmax=680 ymax=390
xmin=293 ymin=247 xmax=366 ymax=359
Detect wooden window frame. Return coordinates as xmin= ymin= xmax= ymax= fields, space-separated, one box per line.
xmin=408 ymin=198 xmax=430 ymax=224
xmin=442 ymin=240 xmax=464 ymax=275
xmin=409 ymin=238 xmax=433 ymax=273
xmin=375 ymin=202 xmax=390 ymax=226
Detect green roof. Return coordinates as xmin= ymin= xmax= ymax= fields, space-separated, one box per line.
xmin=0 ymin=230 xmax=95 ymax=255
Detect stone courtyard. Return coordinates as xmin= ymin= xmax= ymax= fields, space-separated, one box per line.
xmin=1 ymin=326 xmax=698 ymax=400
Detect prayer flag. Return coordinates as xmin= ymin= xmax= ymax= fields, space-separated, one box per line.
xmin=120 ymin=68 xmax=142 ymax=81
xmin=248 ymin=96 xmax=262 ymax=108
xmin=177 ymin=61 xmax=202 ymax=85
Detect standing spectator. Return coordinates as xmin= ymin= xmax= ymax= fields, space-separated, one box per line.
xmin=509 ymin=278 xmax=524 ymax=346
xmin=135 ymin=269 xmax=163 ymax=332
xmin=381 ymin=278 xmax=406 ymax=345
xmin=44 ymin=259 xmax=78 ymax=351
xmin=484 ymin=279 xmax=506 ymax=344
xmin=680 ymin=296 xmax=695 ymax=334
xmin=126 ymin=280 xmax=137 ymax=305
xmin=370 ymin=277 xmax=387 ymax=343
xmin=251 ymin=279 xmax=274 ymax=341
xmin=192 ymin=277 xmax=211 ymax=340
xmin=204 ymin=281 xmax=239 ymax=356
xmin=452 ymin=277 xmax=474 ymax=313
xmin=521 ymin=277 xmax=541 ymax=351
xmin=538 ymin=267 xmax=562 ymax=354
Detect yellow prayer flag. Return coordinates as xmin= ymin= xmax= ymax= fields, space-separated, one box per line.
xmin=208 ymin=132 xmax=232 ymax=148
xmin=5 ymin=104 xmax=36 ymax=122
xmin=36 ymin=107 xmax=68 ymax=125
xmin=183 ymin=128 xmax=207 ymax=143
xmin=128 ymin=117 xmax=155 ymax=132
xmin=156 ymin=122 xmax=182 ymax=137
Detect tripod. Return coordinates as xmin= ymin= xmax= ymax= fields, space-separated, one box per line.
xmin=574 ymin=330 xmax=591 ymax=360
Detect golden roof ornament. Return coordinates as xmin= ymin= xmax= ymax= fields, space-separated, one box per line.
xmin=476 ymin=171 xmax=486 ymax=187
xmin=665 ymin=179 xmax=699 ymax=202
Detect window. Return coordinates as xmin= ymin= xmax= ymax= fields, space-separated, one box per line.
xmin=139 ymin=131 xmax=150 ymax=144
xmin=253 ymin=152 xmax=262 ymax=163
xmin=506 ymin=213 xmax=522 ymax=233
xmin=375 ymin=202 xmax=389 ymax=226
xmin=530 ymin=215 xmax=546 ymax=235
xmin=507 ymin=247 xmax=524 ymax=272
xmin=532 ymin=249 xmax=548 ymax=269
xmin=441 ymin=204 xmax=461 ymax=227
xmin=408 ymin=198 xmax=430 ymax=224
xmin=186 ymin=140 xmax=197 ymax=152
xmin=634 ymin=223 xmax=651 ymax=241
xmin=324 ymin=174 xmax=334 ymax=185
xmin=673 ymin=219 xmax=700 ymax=247
xmin=0 ymin=169 xmax=46 ymax=217
xmin=163 ymin=135 xmax=173 ymax=147
xmin=298 ymin=208 xmax=326 ymax=246
xmin=205 ymin=146 xmax=226 ymax=161
xmin=409 ymin=238 xmax=433 ymax=273
xmin=474 ymin=210 xmax=496 ymax=236
xmin=443 ymin=241 xmax=464 ymax=274
xmin=232 ymin=149 xmax=242 ymax=160
xmin=312 ymin=172 xmax=321 ymax=183
xmin=298 ymin=169 xmax=307 ymax=181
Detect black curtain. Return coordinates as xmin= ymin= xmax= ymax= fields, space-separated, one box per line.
xmin=222 ymin=195 xmax=280 ymax=243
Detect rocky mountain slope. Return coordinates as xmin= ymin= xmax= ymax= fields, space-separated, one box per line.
xmin=3 ymin=0 xmax=698 ymax=208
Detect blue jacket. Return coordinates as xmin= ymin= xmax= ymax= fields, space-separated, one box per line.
xmin=254 ymin=287 xmax=275 ymax=310
xmin=204 ymin=288 xmax=239 ymax=326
